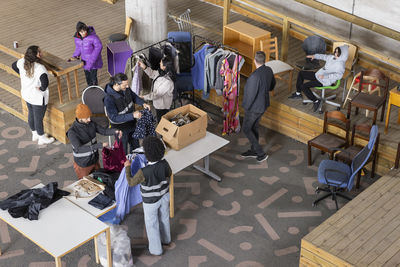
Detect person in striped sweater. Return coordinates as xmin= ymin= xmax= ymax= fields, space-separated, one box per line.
xmin=124 ymin=136 xmax=172 ymax=256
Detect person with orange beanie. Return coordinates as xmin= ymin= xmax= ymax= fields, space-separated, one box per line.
xmin=67 ymin=104 xmax=122 ymax=179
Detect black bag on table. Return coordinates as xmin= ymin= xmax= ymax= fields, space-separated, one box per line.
xmin=91 ymin=169 xmax=120 ymax=200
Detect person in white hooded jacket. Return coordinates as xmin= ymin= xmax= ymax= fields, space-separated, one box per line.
xmin=138 ymin=56 xmax=175 ymax=122
xmin=289 ymin=45 xmax=349 ymax=112
xmin=12 ymin=46 xmax=55 ymax=145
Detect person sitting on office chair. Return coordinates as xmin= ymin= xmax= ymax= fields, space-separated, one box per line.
xmin=288 ymin=45 xmax=348 ymax=112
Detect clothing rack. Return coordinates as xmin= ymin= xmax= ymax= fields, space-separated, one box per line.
xmin=130 ymin=39 xmax=169 ymax=57
xmin=193 ymin=34 xmax=239 ymax=54
xmin=128 ymin=38 xmax=169 ymax=78
xmin=193 ymin=35 xmax=242 ymax=135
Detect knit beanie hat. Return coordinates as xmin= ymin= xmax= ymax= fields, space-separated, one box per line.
xmin=75 ymin=104 xmax=92 ymax=119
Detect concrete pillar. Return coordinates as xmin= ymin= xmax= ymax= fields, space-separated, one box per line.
xmin=125 ymin=0 xmax=168 ymax=52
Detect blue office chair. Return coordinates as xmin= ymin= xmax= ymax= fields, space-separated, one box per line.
xmin=313 ymin=124 xmax=379 ymax=210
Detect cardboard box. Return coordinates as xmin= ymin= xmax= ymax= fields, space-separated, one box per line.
xmin=156 ymin=104 xmax=207 ymax=150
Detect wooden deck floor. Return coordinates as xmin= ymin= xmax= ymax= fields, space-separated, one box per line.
xmin=300 ymin=168 xmax=400 ymax=266
xmin=0 ymin=0 xmax=398 ymax=159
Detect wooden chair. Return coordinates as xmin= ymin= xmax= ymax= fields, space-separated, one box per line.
xmin=335 ymin=123 xmax=380 ymax=189
xmin=109 ymin=16 xmax=134 ymax=42
xmin=347 ymin=69 xmax=390 ymax=125
xmin=342 ymin=70 xmax=380 ymax=109
xmin=308 ymin=111 xmax=350 ymax=165
xmin=260 ymin=37 xmax=294 ymax=96
xmin=313 ymin=125 xmax=378 ymax=210
xmin=333 ymin=41 xmax=358 ymax=103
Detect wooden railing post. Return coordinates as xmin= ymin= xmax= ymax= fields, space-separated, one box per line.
xmin=223 ymin=0 xmax=231 ymax=27
xmin=281 ymin=17 xmax=289 ymax=62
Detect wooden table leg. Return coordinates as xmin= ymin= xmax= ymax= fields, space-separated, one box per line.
xmin=384 ymin=101 xmax=392 ymax=133
xmin=169 ymin=174 xmax=174 ymax=218
xmin=94 ymin=235 xmax=99 ymax=264
xmin=288 ymin=69 xmax=293 ymax=93
xmin=55 ymin=257 xmax=62 ymax=267
xmin=66 ymin=73 xmax=72 ymax=101
xmin=397 ymin=109 xmax=400 ymax=124
xmin=395 ymin=142 xmax=400 ymax=169
xmin=56 ymin=76 xmax=63 ymax=104
xmin=106 ymin=227 xmax=112 ymax=267
xmin=74 ymin=69 xmax=80 ymax=98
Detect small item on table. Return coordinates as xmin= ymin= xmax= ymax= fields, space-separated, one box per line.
xmin=73 ymin=176 xmax=105 ymax=199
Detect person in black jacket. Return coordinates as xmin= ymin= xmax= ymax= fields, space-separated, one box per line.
xmin=67 ymin=104 xmax=122 ymax=179
xmin=241 ymin=51 xmax=276 ymax=162
xmin=104 ymin=73 xmax=151 ymax=154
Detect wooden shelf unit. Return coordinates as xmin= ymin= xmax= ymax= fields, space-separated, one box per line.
xmin=223 ymin=20 xmax=271 ymax=76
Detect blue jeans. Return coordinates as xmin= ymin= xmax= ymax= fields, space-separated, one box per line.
xmin=142 ymin=193 xmax=171 ymax=255
xmin=26 ymin=102 xmax=47 ymax=135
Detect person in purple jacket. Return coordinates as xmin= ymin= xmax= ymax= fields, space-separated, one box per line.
xmin=69 ymin=21 xmax=103 ymax=86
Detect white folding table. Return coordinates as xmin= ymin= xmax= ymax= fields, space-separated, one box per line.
xmin=164 ymin=131 xmax=229 ymax=217
xmin=63 ymin=180 xmax=116 ymax=218
xmin=0 ymin=184 xmax=112 ymax=267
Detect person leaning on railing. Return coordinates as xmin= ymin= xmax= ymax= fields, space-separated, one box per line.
xmin=12 ymin=45 xmax=55 ymax=145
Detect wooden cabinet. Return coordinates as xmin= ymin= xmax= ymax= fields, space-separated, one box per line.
xmin=223 ymin=20 xmax=271 ymax=76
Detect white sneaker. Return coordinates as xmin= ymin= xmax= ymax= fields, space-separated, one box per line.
xmin=38 ymin=135 xmax=55 ymax=145
xmin=32 ymin=131 xmax=39 ymax=141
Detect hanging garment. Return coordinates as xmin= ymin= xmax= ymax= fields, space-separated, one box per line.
xmin=163 ymin=42 xmax=180 ymax=74
xmin=0 ymin=182 xmax=69 ymax=220
xmin=208 ymin=50 xmax=224 ymax=89
xmin=221 ymin=54 xmax=243 ymax=135
xmin=125 ymin=56 xmax=152 ymax=96
xmin=167 ymin=32 xmax=192 ymax=73
xmin=214 ymin=55 xmax=226 ymax=94
xmin=132 ymin=109 xmax=156 ymax=139
xmin=149 ymin=47 xmax=163 ymax=70
xmin=131 ymin=62 xmax=142 ymax=96
xmin=204 ymin=48 xmax=224 ymax=98
xmin=114 ymin=154 xmax=146 ymax=222
xmin=124 ymin=56 xmax=137 ymax=86
xmin=191 ymin=44 xmax=210 ymax=90
xmin=102 ymin=137 xmax=126 ymax=173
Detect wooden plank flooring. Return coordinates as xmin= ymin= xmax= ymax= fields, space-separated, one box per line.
xmin=300 ymin=169 xmax=400 ymax=266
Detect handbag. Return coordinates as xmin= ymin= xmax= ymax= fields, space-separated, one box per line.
xmin=102 ymin=135 xmax=126 ymax=173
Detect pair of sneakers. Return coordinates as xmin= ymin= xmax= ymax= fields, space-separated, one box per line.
xmin=32 ymin=131 xmax=55 ymax=145
xmin=241 ymin=150 xmax=269 ymax=162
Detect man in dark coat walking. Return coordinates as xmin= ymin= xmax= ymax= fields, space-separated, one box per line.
xmin=241 ymin=51 xmax=276 ymax=162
